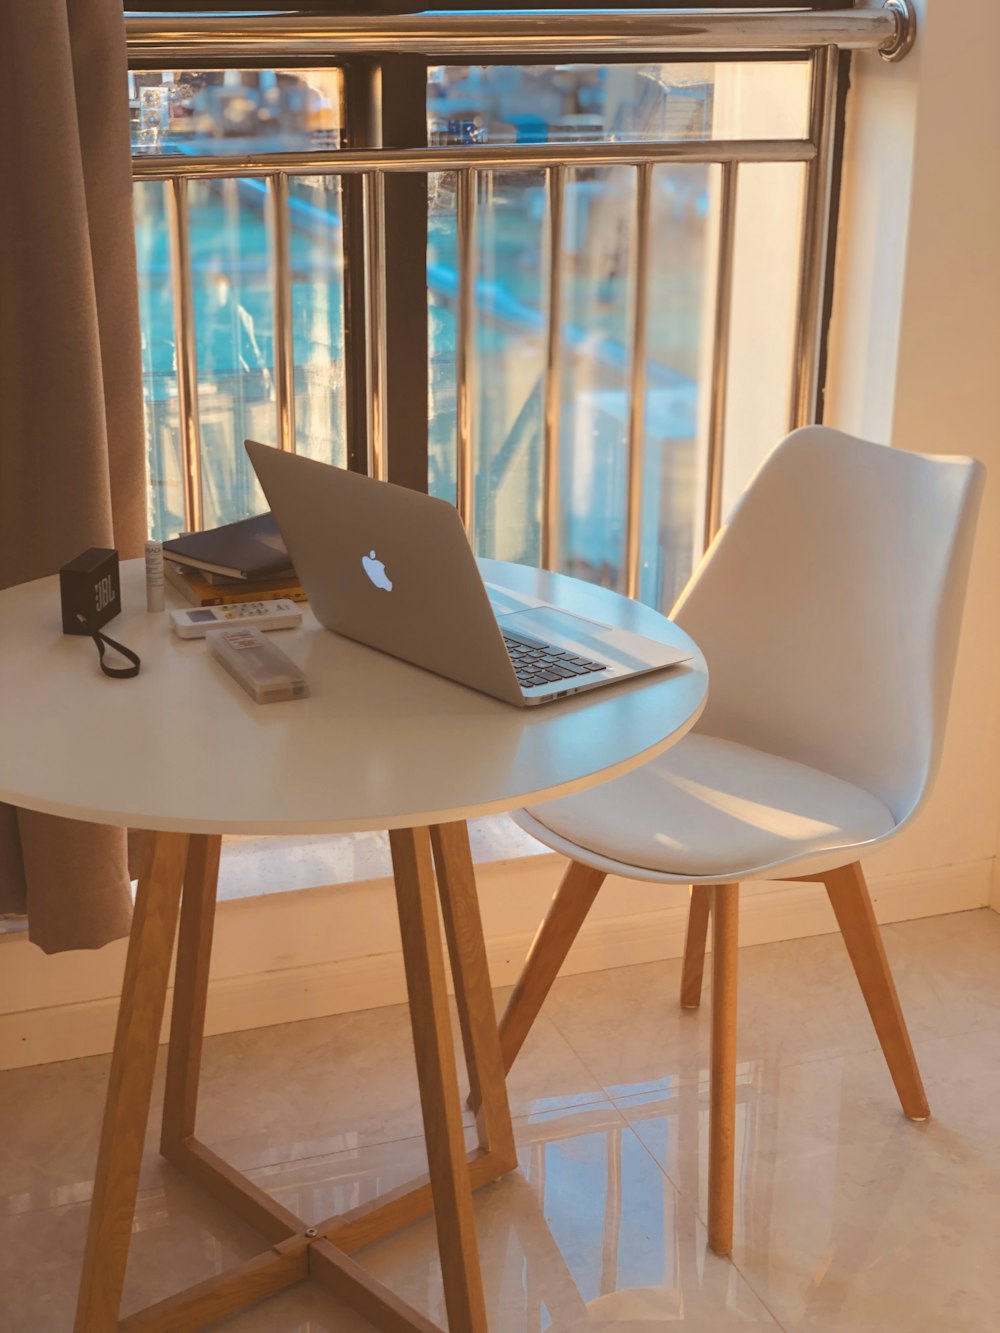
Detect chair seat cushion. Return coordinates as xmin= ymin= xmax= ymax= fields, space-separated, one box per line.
xmin=524 ymin=734 xmax=896 ymax=878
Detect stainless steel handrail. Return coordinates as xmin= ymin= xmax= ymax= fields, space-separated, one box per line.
xmin=141 ymin=135 xmax=820 ymax=558
xmin=269 ymin=174 xmax=297 ymax=454
xmin=790 ymin=44 xmax=839 ymax=429
xmin=131 ymin=139 xmax=816 ymax=181
xmin=125 ymin=6 xmax=913 ymax=61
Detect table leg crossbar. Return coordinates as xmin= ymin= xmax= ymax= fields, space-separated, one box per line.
xmin=74 ymin=823 xmax=517 ymax=1333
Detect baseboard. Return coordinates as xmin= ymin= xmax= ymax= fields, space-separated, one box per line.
xmin=0 ymin=856 xmax=991 ymax=1071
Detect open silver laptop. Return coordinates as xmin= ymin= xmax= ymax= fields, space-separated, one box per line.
xmin=246 ymin=441 xmax=691 ymax=707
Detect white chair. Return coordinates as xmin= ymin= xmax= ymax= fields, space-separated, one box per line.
xmin=492 ymin=426 xmax=985 ymax=1256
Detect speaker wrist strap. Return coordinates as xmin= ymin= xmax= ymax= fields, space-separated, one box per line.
xmin=76 ymin=615 xmax=141 ymax=679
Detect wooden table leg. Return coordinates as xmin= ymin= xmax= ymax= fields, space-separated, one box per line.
xmin=74 ymin=824 xmax=508 ymax=1332
xmin=430 ymin=822 xmax=517 ymax=1167
xmin=157 ymin=833 xmax=307 ymax=1249
xmin=161 ymin=835 xmax=222 ymax=1153
xmin=74 ymin=830 xmax=190 ymax=1333
xmin=389 ymin=827 xmax=490 ymax=1333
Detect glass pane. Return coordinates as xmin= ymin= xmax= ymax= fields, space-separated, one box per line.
xmin=474 ymin=170 xmax=547 ymax=566
xmin=637 ymin=163 xmax=711 ymax=611
xmin=135 ymin=180 xmax=185 ymax=541
xmin=708 ymin=59 xmax=811 ymax=140
xmin=428 ymin=61 xmax=809 ymax=145
xmin=721 ymin=162 xmax=806 ymax=516
xmin=190 ymin=177 xmax=276 ymax=529
xmin=558 ymin=164 xmax=636 ymax=591
xmin=428 ymin=171 xmax=459 ymax=506
xmin=130 ymin=69 xmax=344 ymax=156
xmin=289 ymin=175 xmax=347 ymax=468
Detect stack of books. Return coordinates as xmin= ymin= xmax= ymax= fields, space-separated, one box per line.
xmin=163 ymin=513 xmax=307 ymax=607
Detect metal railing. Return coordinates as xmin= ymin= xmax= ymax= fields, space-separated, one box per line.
xmin=127 ymin=4 xmax=916 ymax=595
xmin=126 ymin=5 xmax=915 ymax=62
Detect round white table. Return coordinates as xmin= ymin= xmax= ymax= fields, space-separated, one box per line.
xmin=0 ymin=557 xmax=706 ymax=1333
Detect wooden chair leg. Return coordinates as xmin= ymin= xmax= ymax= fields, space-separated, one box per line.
xmin=74 ymin=831 xmax=190 ymax=1333
xmin=494 ymin=860 xmax=606 ymax=1085
xmin=431 ymin=822 xmax=517 ymax=1166
xmin=708 ymin=883 xmax=739 ymax=1257
xmin=680 ymin=885 xmax=713 ymax=1009
xmin=823 ymin=862 xmax=929 ymax=1120
xmin=161 ymin=834 xmax=223 ymax=1152
xmin=389 ymin=826 xmax=489 ymax=1333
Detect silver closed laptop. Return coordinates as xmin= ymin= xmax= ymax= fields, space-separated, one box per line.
xmin=246 ymin=441 xmax=692 ymax=707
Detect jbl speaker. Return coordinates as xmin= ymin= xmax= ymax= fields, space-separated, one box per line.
xmin=60 ymin=548 xmax=122 ymax=636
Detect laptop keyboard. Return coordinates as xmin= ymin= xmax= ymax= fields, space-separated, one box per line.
xmin=502 ymin=632 xmax=608 ymax=688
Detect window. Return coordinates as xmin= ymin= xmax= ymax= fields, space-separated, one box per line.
xmin=132 ymin=52 xmax=819 ymax=614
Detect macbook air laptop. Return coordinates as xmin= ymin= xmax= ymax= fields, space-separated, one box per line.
xmin=246 ymin=440 xmax=692 ymax=707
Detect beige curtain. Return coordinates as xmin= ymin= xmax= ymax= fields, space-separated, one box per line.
xmin=0 ymin=0 xmax=146 ymax=953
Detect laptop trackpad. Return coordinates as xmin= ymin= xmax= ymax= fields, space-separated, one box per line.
xmin=498 ymin=606 xmax=688 ymax=671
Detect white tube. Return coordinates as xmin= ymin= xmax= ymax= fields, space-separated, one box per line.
xmin=145 ymin=540 xmax=165 ymax=612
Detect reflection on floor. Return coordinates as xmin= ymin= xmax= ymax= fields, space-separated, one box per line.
xmin=2 ymin=908 xmax=998 ymax=1331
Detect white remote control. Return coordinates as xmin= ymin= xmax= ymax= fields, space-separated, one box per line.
xmin=170 ymin=599 xmax=303 ymax=639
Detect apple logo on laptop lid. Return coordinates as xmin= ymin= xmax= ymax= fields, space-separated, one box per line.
xmin=362 ymin=550 xmax=392 ymax=591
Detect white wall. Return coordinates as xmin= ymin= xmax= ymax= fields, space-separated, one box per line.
xmin=825 ymin=0 xmax=1000 ymax=888
xmin=1 ymin=852 xmax=986 ymax=1070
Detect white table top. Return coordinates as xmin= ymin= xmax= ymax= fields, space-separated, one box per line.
xmin=0 ymin=558 xmax=706 ymax=835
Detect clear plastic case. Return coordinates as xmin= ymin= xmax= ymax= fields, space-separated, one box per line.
xmin=206 ymin=625 xmax=308 ymax=703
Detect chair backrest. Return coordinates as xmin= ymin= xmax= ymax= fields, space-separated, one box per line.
xmin=672 ymin=426 xmax=985 ymax=824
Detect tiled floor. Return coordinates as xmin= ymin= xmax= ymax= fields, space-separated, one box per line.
xmin=2 ymin=908 xmax=999 ymax=1331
